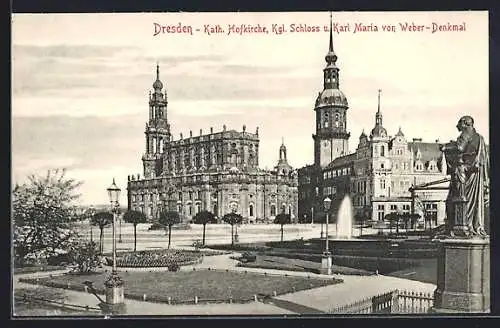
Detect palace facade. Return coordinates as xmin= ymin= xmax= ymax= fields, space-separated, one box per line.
xmin=298 ymin=17 xmax=449 ymax=226
xmin=127 ymin=66 xmax=298 ymax=223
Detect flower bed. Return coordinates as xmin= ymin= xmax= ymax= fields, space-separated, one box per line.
xmin=110 ymin=249 xmax=203 ymax=268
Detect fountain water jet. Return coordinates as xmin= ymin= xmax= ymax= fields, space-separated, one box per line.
xmin=336 ymin=194 xmax=353 ymax=239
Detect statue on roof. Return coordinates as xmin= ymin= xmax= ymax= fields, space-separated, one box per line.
xmin=440 ymin=115 xmax=489 ymax=238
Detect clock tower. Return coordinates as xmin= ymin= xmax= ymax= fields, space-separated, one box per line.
xmin=313 ymin=13 xmax=350 ymax=168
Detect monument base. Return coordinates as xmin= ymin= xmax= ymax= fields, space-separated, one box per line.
xmin=99 ymin=302 xmax=127 ymax=315
xmin=102 ymin=273 xmax=126 ymax=315
xmin=432 ymin=237 xmax=490 ymax=313
xmin=319 ymin=252 xmax=332 ymax=275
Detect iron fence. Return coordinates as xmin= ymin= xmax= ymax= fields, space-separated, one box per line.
xmin=328 ymin=289 xmax=434 ymax=314
xmin=14 ymin=294 xmax=101 ymax=314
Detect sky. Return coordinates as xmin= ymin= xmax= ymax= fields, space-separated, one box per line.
xmin=11 ymin=11 xmax=489 ymax=205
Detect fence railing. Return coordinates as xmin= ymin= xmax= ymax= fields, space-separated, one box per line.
xmin=328 ymin=289 xmax=434 ymax=314
xmin=15 ymin=294 xmax=101 ymax=314
xmin=398 ymin=290 xmax=434 ymax=314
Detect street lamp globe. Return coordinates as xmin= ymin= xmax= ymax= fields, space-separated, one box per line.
xmin=107 ymin=178 xmax=121 ymax=205
xmin=323 ymin=197 xmax=332 ymax=211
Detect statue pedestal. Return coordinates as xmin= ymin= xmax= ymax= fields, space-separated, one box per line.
xmin=101 ymin=273 xmax=126 ymax=315
xmin=431 ymin=238 xmax=489 ymax=313
xmin=319 ymin=252 xmax=332 ymax=275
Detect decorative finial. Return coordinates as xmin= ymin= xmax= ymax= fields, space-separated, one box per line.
xmin=256 ymin=127 xmax=259 ymax=135
xmin=190 ymin=130 xmax=193 ymax=137
xmin=223 ymin=124 xmax=226 ymax=131
xmin=200 ymin=129 xmax=202 ymax=136
xmin=377 ymin=89 xmax=382 ymax=113
xmin=243 ymin=124 xmax=246 ymax=132
xmin=210 ymin=127 xmax=213 ymax=134
xmin=282 ymin=136 xmax=284 ymax=145
xmin=329 ymin=11 xmax=333 ymax=52
xmin=156 ymin=61 xmax=160 ymax=80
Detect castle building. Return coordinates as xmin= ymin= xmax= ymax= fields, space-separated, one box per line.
xmin=298 ymin=15 xmax=449 ymax=226
xmin=127 ymin=66 xmax=298 ymax=223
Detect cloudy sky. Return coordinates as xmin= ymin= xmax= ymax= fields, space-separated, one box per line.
xmin=12 ymin=11 xmax=489 ymax=205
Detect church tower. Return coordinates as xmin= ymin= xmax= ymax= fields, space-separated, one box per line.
xmin=275 ymin=138 xmax=292 ymax=175
xmin=313 ymin=12 xmax=350 ymax=168
xmin=142 ymin=64 xmax=171 ymax=179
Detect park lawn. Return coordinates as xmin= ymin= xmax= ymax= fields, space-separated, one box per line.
xmin=13 ymin=285 xmax=99 ymax=317
xmin=238 ymin=255 xmax=372 ymax=276
xmin=27 ymin=270 xmax=342 ymax=303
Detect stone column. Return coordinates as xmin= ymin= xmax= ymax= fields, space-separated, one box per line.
xmin=432 ymin=238 xmax=490 ymax=313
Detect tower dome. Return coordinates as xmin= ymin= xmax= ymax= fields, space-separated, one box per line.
xmin=359 ymin=129 xmax=367 ymax=139
xmin=152 ymin=64 xmax=163 ymax=91
xmin=316 ymin=88 xmax=348 ymax=107
xmin=370 ymin=125 xmax=388 ymax=138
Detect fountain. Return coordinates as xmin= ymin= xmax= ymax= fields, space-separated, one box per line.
xmin=336 ymin=194 xmax=353 ymax=239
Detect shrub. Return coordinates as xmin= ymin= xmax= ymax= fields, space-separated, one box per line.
xmin=241 ymin=252 xmax=256 ymax=263
xmin=168 ymin=262 xmax=180 ymax=272
xmin=67 ymin=241 xmax=101 ymax=274
xmin=192 ymin=240 xmax=204 ymax=251
xmin=148 ymin=223 xmax=164 ymax=231
xmin=113 ymin=249 xmax=202 ymax=268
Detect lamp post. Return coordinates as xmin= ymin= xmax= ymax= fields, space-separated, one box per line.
xmin=118 ymin=210 xmax=123 ymax=243
xmin=89 ymin=205 xmax=95 ymax=243
xmin=320 ymin=197 xmax=332 ymax=275
xmin=232 ymin=205 xmax=239 ymax=243
xmin=100 ymin=178 xmax=126 ymax=315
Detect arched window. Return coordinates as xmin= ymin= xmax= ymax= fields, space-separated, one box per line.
xmin=271 ymin=204 xmax=276 ymax=216
xmin=213 ymin=204 xmax=218 ymax=216
xmin=196 ymin=203 xmax=201 ymax=214
xmin=249 ymin=204 xmax=254 ymax=217
xmin=381 ymin=146 xmax=385 ymax=157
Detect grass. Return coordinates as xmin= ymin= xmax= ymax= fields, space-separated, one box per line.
xmin=237 ymin=255 xmax=373 ymax=276
xmin=14 ymin=265 xmax=67 ymax=275
xmin=21 ymin=270 xmax=342 ymax=303
xmin=13 ymin=286 xmax=98 ymax=317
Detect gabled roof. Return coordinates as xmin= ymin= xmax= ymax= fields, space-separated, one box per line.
xmin=324 ymin=153 xmax=356 ymax=170
xmin=407 ymin=141 xmax=443 ymax=166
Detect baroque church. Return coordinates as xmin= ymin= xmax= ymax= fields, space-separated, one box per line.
xmin=127 ymin=66 xmax=298 ymax=223
xmin=298 ymin=16 xmax=449 ymax=226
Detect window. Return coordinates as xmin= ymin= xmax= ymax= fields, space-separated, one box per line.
xmin=249 ymin=204 xmax=254 ymax=217
xmin=377 ymin=205 xmax=385 ymax=221
xmin=132 ymin=195 xmax=136 ymax=202
xmin=178 ymin=192 xmax=182 ymax=201
xmin=189 ymin=205 xmax=193 ymax=216
xmin=381 ymin=146 xmax=385 ymax=157
xmin=380 ymin=180 xmax=386 ymax=189
xmin=425 ymin=203 xmax=438 ymax=225
xmin=381 ymin=163 xmax=385 ymax=169
xmin=271 ymin=204 xmax=276 ymax=216
xmin=189 ymin=191 xmax=193 ymax=200
xmin=390 ymin=204 xmax=398 ymax=212
xmin=196 ymin=203 xmax=201 ymax=214
xmin=403 ymin=204 xmax=410 ymax=213
xmin=197 ymin=190 xmax=201 ymax=200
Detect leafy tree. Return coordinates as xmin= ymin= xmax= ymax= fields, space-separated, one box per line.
xmin=123 ymin=210 xmax=147 ymax=252
xmin=158 ymin=211 xmax=181 ymax=249
xmin=222 ymin=212 xmax=243 ymax=247
xmin=274 ymin=212 xmax=291 ymax=242
xmin=68 ymin=241 xmax=101 ymax=274
xmin=13 ymin=169 xmax=82 ymax=266
xmin=91 ymin=212 xmax=112 ymax=254
xmin=193 ymin=210 xmax=215 ymax=246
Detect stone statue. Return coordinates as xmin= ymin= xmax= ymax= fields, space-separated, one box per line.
xmin=440 ymin=116 xmax=489 ymax=238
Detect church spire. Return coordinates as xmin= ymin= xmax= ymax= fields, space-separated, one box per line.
xmin=153 ymin=62 xmax=163 ymax=92
xmin=325 ymin=11 xmax=337 ymax=65
xmin=329 ymin=11 xmax=334 ymax=53
xmin=375 ymin=89 xmax=383 ymax=126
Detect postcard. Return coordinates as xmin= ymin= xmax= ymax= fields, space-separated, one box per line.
xmin=11 ymin=11 xmax=490 ymax=317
